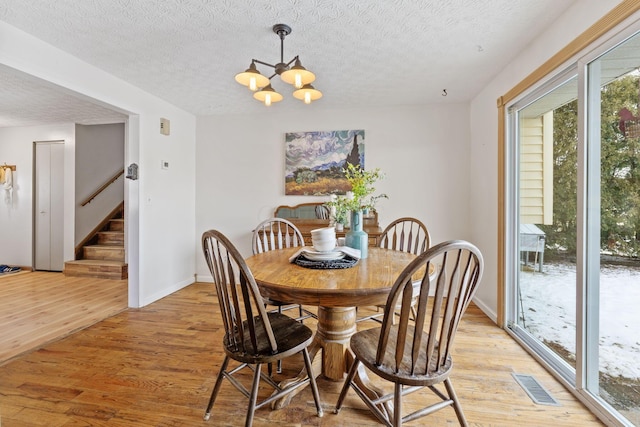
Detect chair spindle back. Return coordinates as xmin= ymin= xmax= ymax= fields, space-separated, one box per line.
xmin=252 ymin=218 xmax=305 ymax=254
xmin=379 ymin=217 xmax=431 ymax=255
xmin=202 ymin=230 xmax=277 ymax=355
xmin=376 ymin=240 xmax=483 ymax=376
xmin=315 ymin=204 xmax=330 ymax=219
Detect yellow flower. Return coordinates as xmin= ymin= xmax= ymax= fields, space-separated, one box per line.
xmin=343 ymin=163 xmax=387 ymax=212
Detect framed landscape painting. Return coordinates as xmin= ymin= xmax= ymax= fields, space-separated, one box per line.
xmin=285 ymin=129 xmax=365 ymax=195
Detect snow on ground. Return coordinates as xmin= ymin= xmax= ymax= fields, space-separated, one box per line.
xmin=519 ymin=260 xmax=640 ymax=380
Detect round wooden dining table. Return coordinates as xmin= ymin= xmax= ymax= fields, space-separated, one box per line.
xmin=245 ymin=246 xmax=418 ymax=409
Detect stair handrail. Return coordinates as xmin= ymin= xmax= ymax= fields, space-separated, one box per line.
xmin=80 ymin=169 xmax=124 ymax=206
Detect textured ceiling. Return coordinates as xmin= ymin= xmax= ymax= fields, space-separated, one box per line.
xmin=0 ymin=65 xmax=128 ymax=127
xmin=0 ymin=0 xmax=578 ymax=127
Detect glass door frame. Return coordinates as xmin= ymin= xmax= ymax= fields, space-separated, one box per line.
xmin=504 ymin=66 xmax=579 ymax=387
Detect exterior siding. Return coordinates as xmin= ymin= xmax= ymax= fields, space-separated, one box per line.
xmin=520 ymin=112 xmax=552 ymax=225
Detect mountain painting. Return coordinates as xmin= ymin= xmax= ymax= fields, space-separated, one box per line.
xmin=285 ymin=130 xmax=365 ymax=195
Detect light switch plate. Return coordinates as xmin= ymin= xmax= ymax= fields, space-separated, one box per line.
xmin=160 ymin=117 xmax=170 ymax=135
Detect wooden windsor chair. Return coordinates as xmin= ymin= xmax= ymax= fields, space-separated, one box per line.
xmin=314 ymin=204 xmax=331 ymax=219
xmin=201 ymin=229 xmax=323 ymax=427
xmin=335 ymin=240 xmax=483 ymax=426
xmin=252 ymin=218 xmax=317 ymax=322
xmin=358 ymin=217 xmax=431 ymax=323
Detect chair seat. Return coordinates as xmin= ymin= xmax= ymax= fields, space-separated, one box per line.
xmin=263 ymin=297 xmax=295 ymax=307
xmin=350 ymin=327 xmax=452 ymax=387
xmin=224 ymin=312 xmax=313 ymax=364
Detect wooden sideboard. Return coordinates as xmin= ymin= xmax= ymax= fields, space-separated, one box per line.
xmin=274 ymin=203 xmax=382 ymax=246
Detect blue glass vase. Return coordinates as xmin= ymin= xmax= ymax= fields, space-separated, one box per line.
xmin=345 ymin=210 xmax=368 ymax=258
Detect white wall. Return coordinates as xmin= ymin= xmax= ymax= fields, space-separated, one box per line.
xmin=75 ymin=123 xmax=124 ymax=245
xmin=0 ymin=124 xmax=75 ymax=267
xmin=468 ymin=0 xmax=622 ymax=321
xmin=195 ymin=104 xmax=472 ymax=280
xmin=0 ymin=21 xmax=197 ymax=307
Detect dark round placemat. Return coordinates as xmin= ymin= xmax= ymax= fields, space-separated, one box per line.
xmin=293 ymin=254 xmax=359 ymax=269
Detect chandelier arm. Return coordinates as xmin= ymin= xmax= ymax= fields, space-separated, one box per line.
xmin=252 ymin=59 xmax=277 ymax=70
xmin=284 ymin=55 xmax=299 ymax=67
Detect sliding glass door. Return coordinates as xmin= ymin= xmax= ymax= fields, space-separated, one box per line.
xmin=510 ymin=68 xmax=578 ymax=382
xmin=586 ymin=32 xmax=640 ymax=426
xmin=507 ymin=26 xmax=640 ymax=427
xmin=511 ymin=72 xmax=579 ymax=379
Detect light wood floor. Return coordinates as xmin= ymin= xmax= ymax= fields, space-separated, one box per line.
xmin=0 ymin=271 xmax=127 ymax=364
xmin=0 ymin=280 xmax=604 ymax=426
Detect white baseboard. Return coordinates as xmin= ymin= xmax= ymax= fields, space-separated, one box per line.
xmin=196 ymin=274 xmax=213 ymax=283
xmin=472 ymin=296 xmax=498 ymax=324
xmin=140 ymin=276 xmax=195 ymax=307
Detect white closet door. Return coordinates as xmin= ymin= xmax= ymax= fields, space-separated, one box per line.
xmin=35 ymin=142 xmax=64 ymax=271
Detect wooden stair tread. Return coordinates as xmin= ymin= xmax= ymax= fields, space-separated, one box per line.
xmin=109 ymin=219 xmax=124 ymax=231
xmin=64 ymin=259 xmax=128 ymax=280
xmin=97 ymin=231 xmax=124 ymax=245
xmin=66 ymin=259 xmax=126 ymax=266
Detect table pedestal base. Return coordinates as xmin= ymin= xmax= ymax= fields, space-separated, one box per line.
xmin=316 ymin=306 xmax=356 ymax=380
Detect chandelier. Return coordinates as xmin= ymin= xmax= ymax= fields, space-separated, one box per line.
xmin=235 ymin=24 xmax=322 ymax=106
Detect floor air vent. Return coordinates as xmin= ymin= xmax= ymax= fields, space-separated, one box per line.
xmin=512 ymin=373 xmax=560 ymax=406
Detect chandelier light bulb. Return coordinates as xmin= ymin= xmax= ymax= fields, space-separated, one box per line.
xmin=265 ymin=93 xmax=272 ymax=106
xmin=304 ymin=91 xmax=311 ymax=104
xmin=249 ymin=76 xmax=257 ymax=91
xmin=295 ymin=73 xmax=303 ymax=89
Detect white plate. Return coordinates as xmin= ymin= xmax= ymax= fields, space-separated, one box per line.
xmin=309 ymin=245 xmax=337 ymax=253
xmin=303 ymin=250 xmax=346 ymax=261
xmin=311 ymin=245 xmax=336 ymax=253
